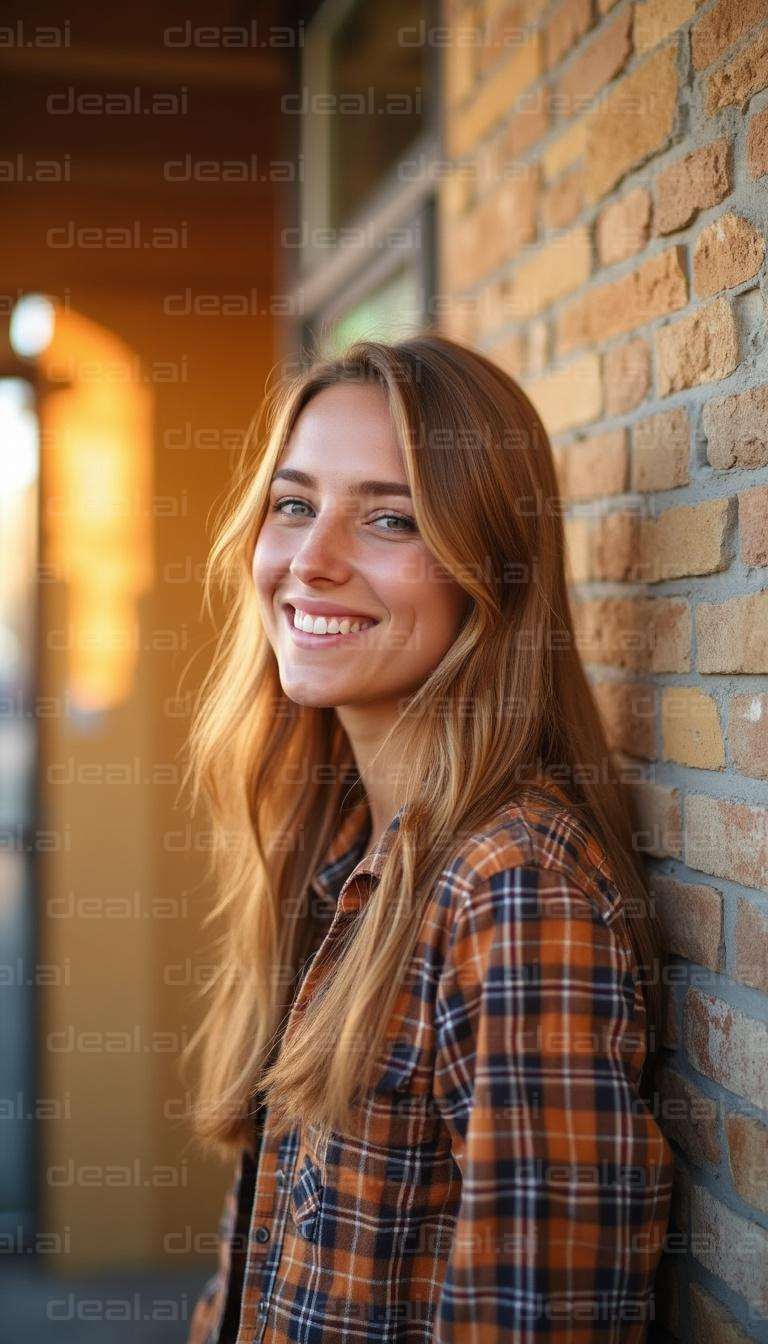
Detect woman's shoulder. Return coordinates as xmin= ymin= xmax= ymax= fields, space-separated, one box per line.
xmin=441 ymin=777 xmax=623 ymax=925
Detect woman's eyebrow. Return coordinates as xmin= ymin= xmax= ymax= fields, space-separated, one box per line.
xmin=270 ymin=467 xmax=412 ymax=498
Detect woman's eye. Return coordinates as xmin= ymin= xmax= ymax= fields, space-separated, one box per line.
xmin=271 ymin=498 xmax=416 ymax=533
xmin=271 ymin=497 xmax=311 ymax=518
xmin=372 ymin=513 xmax=417 ymax=533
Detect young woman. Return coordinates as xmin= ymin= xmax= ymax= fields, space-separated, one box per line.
xmin=181 ymin=333 xmax=674 ymax=1343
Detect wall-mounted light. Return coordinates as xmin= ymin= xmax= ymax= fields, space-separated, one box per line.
xmin=9 ymin=293 xmax=56 ymax=359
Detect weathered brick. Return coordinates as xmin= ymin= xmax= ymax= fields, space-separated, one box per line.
xmin=685 ymin=793 xmax=768 ymax=889
xmin=449 ymin=170 xmax=538 ymax=288
xmin=632 ymin=407 xmax=689 ymax=491
xmin=591 ymin=679 xmax=656 ymax=759
xmin=697 ymin=591 xmax=768 ymax=673
xmin=449 ymin=36 xmax=543 ymax=156
xmin=556 ymin=428 xmax=628 ymax=499
xmin=512 ymin=226 xmax=591 ymax=315
xmin=597 ymin=188 xmax=652 ymax=265
xmin=441 ymin=171 xmax=471 ymax=220
xmin=557 ymin=246 xmax=688 ymax=353
xmin=642 ymin=497 xmax=732 ymax=583
xmin=563 ymin=516 xmax=592 ymax=582
xmin=748 ymin=105 xmax=768 ymax=179
xmin=523 ymin=353 xmax=602 ymax=433
xmin=496 ymin=170 xmax=540 ymax=257
xmin=488 ymin=332 xmax=525 ymax=380
xmin=733 ymin=898 xmax=768 ymax=995
xmin=500 ymin=99 xmax=550 ymax=159
xmin=707 ymin=27 xmax=768 ymax=114
xmin=692 ymin=0 xmax=767 ymax=72
xmin=739 ymin=485 xmax=768 ymax=565
xmin=541 ymin=165 xmax=583 ymax=230
xmin=655 ymin=138 xmax=733 ymax=235
xmin=656 ymin=1065 xmax=720 ymax=1165
xmin=574 ymin=597 xmax=691 ymax=672
xmin=685 ymin=989 xmax=768 ymax=1108
xmin=725 ymin=1112 xmax=768 ymax=1216
xmin=525 ymin=318 xmax=549 ymax=376
xmin=585 ymin=45 xmax=678 ymax=203
xmin=444 ymin=19 xmax=477 ymax=108
xmin=479 ymin=0 xmax=547 ymax=76
xmin=661 ymin=685 xmax=726 ymax=768
xmin=542 ymin=119 xmax=587 ymax=180
xmin=471 ymin=278 xmax=517 ymax=339
xmin=655 ymin=298 xmax=739 ymax=396
xmin=634 ymin=0 xmax=696 ymax=55
xmin=703 ymin=383 xmax=768 ymax=470
xmin=729 ymin=692 xmax=768 ymax=779
xmin=603 ymin=338 xmax=651 ymax=416
xmin=663 ymin=984 xmax=679 ymax=1049
xmin=625 ymin=777 xmax=683 ymax=857
xmin=688 ymin=1284 xmax=754 ymax=1344
xmin=594 ymin=497 xmax=731 ymax=581
xmin=438 ymin=297 xmax=478 ymax=347
xmin=650 ymin=875 xmax=723 ymax=971
xmin=545 ymin=0 xmax=592 ymax=70
xmin=557 ymin=8 xmax=633 ymax=106
xmin=693 ymin=211 xmax=766 ymax=297
xmin=591 ymin=511 xmax=640 ymax=582
xmin=690 ymin=1184 xmax=768 ymax=1316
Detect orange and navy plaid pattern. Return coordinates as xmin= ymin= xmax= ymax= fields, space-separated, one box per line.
xmin=187 ymin=773 xmax=674 ymax=1343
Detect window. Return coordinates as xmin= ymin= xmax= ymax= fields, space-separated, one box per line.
xmin=293 ymin=0 xmax=440 ymax=352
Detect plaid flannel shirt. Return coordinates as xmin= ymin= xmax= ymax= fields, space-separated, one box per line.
xmin=187 ymin=772 xmax=674 ymax=1343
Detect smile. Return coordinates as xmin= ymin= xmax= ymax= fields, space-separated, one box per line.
xmin=283 ymin=604 xmax=380 ymax=647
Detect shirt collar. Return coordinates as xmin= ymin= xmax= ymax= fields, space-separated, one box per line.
xmin=308 ymin=768 xmax=573 ymax=912
xmin=309 ymin=796 xmax=404 ymax=911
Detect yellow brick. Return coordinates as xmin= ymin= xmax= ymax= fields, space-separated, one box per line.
xmin=563 ymin=517 xmax=592 ymax=583
xmin=443 ymin=5 xmax=480 ymax=108
xmin=661 ymin=687 xmax=725 ymax=768
xmin=557 ymin=247 xmax=687 ymax=353
xmin=634 ymin=0 xmax=696 ymax=54
xmin=585 ymin=45 xmax=678 ymax=203
xmin=542 ymin=119 xmax=588 ymax=180
xmin=656 ymin=298 xmax=740 ymax=396
xmin=523 ymin=353 xmax=602 ymax=434
xmin=639 ymin=498 xmax=732 ymax=582
xmin=449 ymin=33 xmax=543 ymax=156
xmin=558 ymin=429 xmax=628 ymax=499
xmin=512 ymin=227 xmax=592 ymax=316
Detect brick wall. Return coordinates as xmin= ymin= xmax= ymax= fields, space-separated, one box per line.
xmin=438 ymin=0 xmax=768 ymax=1337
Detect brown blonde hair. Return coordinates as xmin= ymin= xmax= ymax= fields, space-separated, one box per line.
xmin=178 ymin=331 xmax=668 ymax=1159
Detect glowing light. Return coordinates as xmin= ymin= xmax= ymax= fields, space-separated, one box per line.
xmin=0 ymin=379 xmax=38 ymax=492
xmin=10 ymin=293 xmax=56 ymax=358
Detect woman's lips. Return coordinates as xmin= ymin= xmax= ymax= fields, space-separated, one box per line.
xmin=283 ymin=604 xmax=380 ymax=649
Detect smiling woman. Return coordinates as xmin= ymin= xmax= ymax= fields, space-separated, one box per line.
xmin=180 ymin=333 xmax=674 ymax=1344
xmin=250 ymin=378 xmax=469 ymax=840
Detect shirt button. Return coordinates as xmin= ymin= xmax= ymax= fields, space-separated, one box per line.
xmin=275 ymin=1168 xmax=286 ymax=1187
xmin=255 ymin=1224 xmax=270 ymax=1243
xmin=258 ymin=1298 xmax=267 ymax=1315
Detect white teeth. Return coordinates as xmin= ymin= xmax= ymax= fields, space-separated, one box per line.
xmin=292 ymin=607 xmax=375 ymax=637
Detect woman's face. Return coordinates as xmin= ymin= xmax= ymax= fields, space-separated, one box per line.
xmin=252 ymin=381 xmax=468 ymax=711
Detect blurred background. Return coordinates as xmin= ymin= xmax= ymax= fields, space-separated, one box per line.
xmin=3 ymin=0 xmax=768 ymax=1339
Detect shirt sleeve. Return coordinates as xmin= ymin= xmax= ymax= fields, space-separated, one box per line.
xmin=432 ymin=863 xmax=674 ymax=1343
xmin=186 ymin=1155 xmax=242 ymax=1344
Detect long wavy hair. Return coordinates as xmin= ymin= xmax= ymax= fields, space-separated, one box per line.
xmin=178 ymin=331 xmax=668 ymax=1160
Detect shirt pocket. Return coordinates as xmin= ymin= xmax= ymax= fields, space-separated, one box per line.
xmin=361 ymin=1039 xmax=444 ymax=1153
xmin=288 ymin=1151 xmax=324 ymax=1242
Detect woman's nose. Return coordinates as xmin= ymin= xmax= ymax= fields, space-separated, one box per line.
xmin=288 ymin=505 xmax=352 ymax=584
